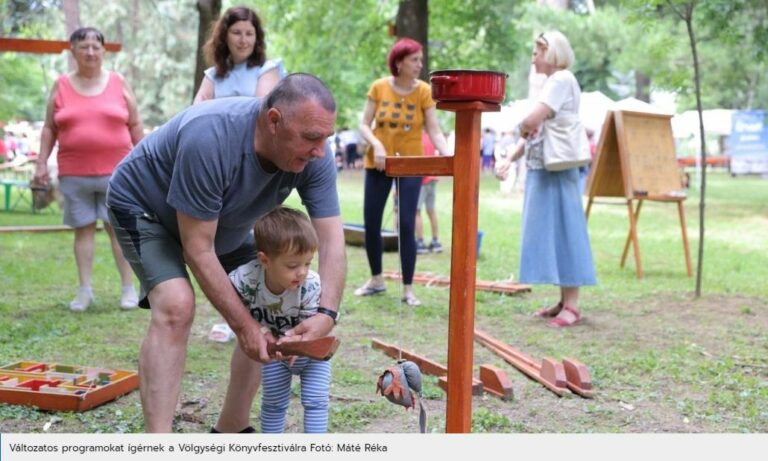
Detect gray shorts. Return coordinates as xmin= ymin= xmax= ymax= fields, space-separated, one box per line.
xmin=417 ymin=181 xmax=437 ymax=211
xmin=108 ymin=207 xmax=254 ymax=309
xmin=58 ymin=176 xmax=111 ymax=228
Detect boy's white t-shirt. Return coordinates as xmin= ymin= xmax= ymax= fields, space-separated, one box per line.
xmin=229 ymin=259 xmax=321 ymax=336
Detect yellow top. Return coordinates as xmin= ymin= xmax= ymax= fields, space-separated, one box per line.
xmin=363 ymin=77 xmax=435 ymax=169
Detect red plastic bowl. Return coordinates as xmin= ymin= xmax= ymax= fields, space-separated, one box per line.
xmin=430 ymin=70 xmax=507 ymax=104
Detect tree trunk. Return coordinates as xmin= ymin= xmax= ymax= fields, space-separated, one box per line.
xmin=635 ymin=71 xmax=650 ymax=102
xmin=129 ymin=0 xmax=141 ymax=86
xmin=395 ymin=0 xmax=429 ymax=81
xmin=683 ymin=3 xmax=707 ymax=298
xmin=194 ymin=0 xmax=222 ymax=102
xmin=62 ymin=0 xmax=80 ymax=71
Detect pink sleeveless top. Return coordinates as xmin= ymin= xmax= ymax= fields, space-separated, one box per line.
xmin=54 ymin=72 xmax=133 ymax=176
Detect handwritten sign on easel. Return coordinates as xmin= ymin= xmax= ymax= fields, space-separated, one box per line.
xmin=586 ymin=110 xmax=692 ymax=278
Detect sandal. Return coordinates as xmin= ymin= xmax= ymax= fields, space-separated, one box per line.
xmin=546 ymin=305 xmax=581 ymax=328
xmin=401 ymin=294 xmax=422 ymax=306
xmin=354 ymin=280 xmax=386 ymax=296
xmin=533 ymin=302 xmax=563 ymax=318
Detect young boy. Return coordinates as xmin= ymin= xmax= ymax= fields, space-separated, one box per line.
xmin=228 ymin=206 xmax=333 ymax=433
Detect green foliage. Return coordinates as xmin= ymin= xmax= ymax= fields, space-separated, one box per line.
xmin=329 ymin=401 xmax=391 ymax=432
xmin=471 ymin=407 xmax=511 ymax=432
xmin=0 ymin=54 xmax=48 ymax=121
xmin=2 ymin=0 xmax=768 ymax=126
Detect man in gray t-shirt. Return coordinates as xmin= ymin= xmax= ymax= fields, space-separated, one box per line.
xmin=107 ymin=74 xmax=345 ymax=433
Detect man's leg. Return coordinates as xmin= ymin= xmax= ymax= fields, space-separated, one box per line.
xmin=140 ymin=277 xmax=196 ymax=432
xmin=104 ymin=223 xmax=136 ymax=287
xmin=214 ymin=342 xmax=263 ymax=432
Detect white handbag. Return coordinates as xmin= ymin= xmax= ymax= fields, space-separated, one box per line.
xmin=541 ymin=114 xmax=591 ymax=171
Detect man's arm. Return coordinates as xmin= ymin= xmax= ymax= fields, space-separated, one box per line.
xmin=177 ymin=211 xmax=271 ymax=362
xmin=281 ymin=215 xmax=346 ymax=342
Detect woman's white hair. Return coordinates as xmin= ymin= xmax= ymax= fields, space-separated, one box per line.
xmin=538 ymin=30 xmax=575 ymax=70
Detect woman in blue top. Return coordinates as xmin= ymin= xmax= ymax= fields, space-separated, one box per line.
xmin=194 ymin=6 xmax=285 ymax=102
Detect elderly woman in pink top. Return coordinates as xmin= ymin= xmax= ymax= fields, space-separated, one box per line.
xmin=33 ymin=27 xmax=144 ymax=312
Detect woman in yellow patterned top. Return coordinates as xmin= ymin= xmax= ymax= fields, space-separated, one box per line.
xmin=354 ymin=38 xmax=451 ymax=306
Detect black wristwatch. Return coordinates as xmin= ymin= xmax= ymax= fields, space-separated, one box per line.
xmin=316 ymin=307 xmax=339 ymax=325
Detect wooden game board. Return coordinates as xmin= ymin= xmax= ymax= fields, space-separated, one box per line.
xmin=0 ymin=361 xmax=138 ymax=412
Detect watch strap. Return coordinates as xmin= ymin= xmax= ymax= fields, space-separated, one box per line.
xmin=316 ymin=307 xmax=339 ymax=324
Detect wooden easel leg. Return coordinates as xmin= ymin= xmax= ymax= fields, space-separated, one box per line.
xmin=620 ymin=200 xmax=643 ymax=279
xmin=620 ymin=199 xmax=643 ymax=267
xmin=624 ymin=199 xmax=644 ymax=278
xmin=677 ymin=201 xmax=693 ymax=277
xmin=585 ymin=196 xmax=594 ymax=220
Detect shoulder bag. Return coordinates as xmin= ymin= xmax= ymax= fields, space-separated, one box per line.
xmin=541 ymin=114 xmax=591 ymax=171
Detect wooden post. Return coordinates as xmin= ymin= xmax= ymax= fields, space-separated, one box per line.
xmin=444 ymin=102 xmax=482 ymax=433
xmin=385 ymin=100 xmax=499 ymax=433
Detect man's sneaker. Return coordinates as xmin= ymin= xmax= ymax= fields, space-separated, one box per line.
xmin=429 ymin=240 xmax=443 ymax=253
xmin=416 ymin=239 xmax=430 ymax=254
xmin=70 ymin=287 xmax=93 ymax=312
xmin=120 ymin=286 xmax=139 ymax=310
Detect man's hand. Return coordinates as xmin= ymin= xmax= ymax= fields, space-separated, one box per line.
xmin=234 ymin=323 xmax=272 ymax=363
xmin=278 ymin=314 xmax=334 ymax=345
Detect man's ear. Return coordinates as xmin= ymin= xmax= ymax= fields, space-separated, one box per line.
xmin=266 ymin=108 xmax=281 ymax=134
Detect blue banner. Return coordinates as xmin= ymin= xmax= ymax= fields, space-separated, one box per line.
xmin=729 ymin=110 xmax=768 ymax=174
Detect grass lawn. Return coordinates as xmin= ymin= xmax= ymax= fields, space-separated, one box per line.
xmin=0 ymin=169 xmax=766 ymax=433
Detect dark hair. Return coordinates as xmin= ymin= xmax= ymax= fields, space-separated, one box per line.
xmin=253 ymin=207 xmax=318 ymax=258
xmin=69 ymin=27 xmax=105 ymax=46
xmin=204 ymin=6 xmax=266 ymax=79
xmin=387 ymin=38 xmax=422 ymax=77
xmin=264 ymin=73 xmax=336 ymax=114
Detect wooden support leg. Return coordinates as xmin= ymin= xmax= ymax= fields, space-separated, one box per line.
xmin=479 ymin=364 xmax=514 ymax=401
xmin=562 ymin=357 xmax=594 ymax=398
xmin=624 ymin=199 xmax=644 ymax=278
xmin=437 ymin=376 xmax=484 ymax=396
xmin=677 ymin=200 xmax=693 ymax=277
xmin=621 ymin=199 xmax=643 ymax=268
xmin=539 ymin=358 xmax=567 ymax=389
xmin=585 ymin=196 xmax=594 ymax=220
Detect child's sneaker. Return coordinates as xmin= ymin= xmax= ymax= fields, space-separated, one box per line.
xmin=70 ymin=287 xmax=93 ymax=312
xmin=120 ymin=285 xmax=139 ymax=310
xmin=416 ymin=239 xmax=430 ymax=254
xmin=429 ymin=240 xmax=443 ymax=253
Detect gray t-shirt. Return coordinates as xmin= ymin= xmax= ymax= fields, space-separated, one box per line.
xmin=107 ymin=97 xmax=339 ymax=255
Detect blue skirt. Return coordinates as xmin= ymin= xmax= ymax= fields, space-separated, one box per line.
xmin=519 ymin=168 xmax=597 ymax=287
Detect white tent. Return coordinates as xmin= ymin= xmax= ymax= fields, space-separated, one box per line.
xmin=614 ymin=97 xmax=673 ymax=115
xmin=480 ymin=99 xmax=531 ymax=133
xmin=579 ymin=91 xmax=616 ymax=141
xmin=671 ymin=109 xmax=733 ymax=138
